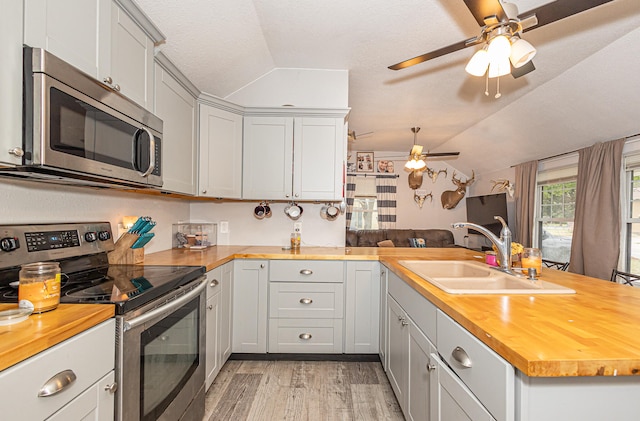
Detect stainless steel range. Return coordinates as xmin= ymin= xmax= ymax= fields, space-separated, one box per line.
xmin=0 ymin=222 xmax=207 ymax=421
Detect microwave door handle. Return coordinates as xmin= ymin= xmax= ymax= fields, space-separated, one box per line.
xmin=132 ymin=127 xmax=156 ymax=178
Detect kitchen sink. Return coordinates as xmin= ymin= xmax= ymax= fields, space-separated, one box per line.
xmin=398 ymin=260 xmax=575 ymax=294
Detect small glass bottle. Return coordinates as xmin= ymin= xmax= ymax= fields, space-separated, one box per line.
xmin=19 ymin=262 xmax=61 ymax=313
xmin=290 ymin=232 xmax=301 ymax=250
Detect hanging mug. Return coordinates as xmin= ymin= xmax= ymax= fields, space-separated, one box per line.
xmin=326 ymin=205 xmax=339 ymax=221
xmin=263 ymin=202 xmax=272 ymax=218
xmin=254 ymin=203 xmax=266 ymax=219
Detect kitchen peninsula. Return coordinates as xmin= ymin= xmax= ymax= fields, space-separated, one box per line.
xmin=143 ymin=246 xmax=640 ymax=421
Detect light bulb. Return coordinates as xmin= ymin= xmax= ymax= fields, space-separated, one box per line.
xmin=487 ymin=35 xmax=511 ymax=62
xmin=465 ymin=49 xmax=489 ymax=77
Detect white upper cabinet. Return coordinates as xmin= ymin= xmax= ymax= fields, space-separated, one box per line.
xmin=24 ymin=0 xmax=162 ymax=110
xmin=242 ymin=113 xmax=346 ymax=201
xmin=0 ymin=0 xmax=24 ymax=165
xmin=154 ymin=59 xmax=197 ymax=195
xmin=198 ymin=103 xmax=244 ymax=198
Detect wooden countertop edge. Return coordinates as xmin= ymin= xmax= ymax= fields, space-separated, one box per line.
xmin=0 ymin=305 xmax=114 ymax=371
xmin=144 ymin=246 xmax=640 ymax=378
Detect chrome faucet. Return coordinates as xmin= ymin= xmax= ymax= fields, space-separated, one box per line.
xmin=452 ymin=216 xmax=513 ymax=274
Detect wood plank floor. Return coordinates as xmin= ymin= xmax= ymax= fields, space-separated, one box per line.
xmin=203 ymin=360 xmax=405 ymax=421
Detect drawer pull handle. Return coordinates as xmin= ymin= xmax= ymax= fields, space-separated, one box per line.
xmin=299 ymin=333 xmax=312 ymax=340
xmin=300 ymin=269 xmax=313 ymax=275
xmin=104 ymin=382 xmax=118 ymax=394
xmin=300 ymin=298 xmax=313 ymax=304
xmin=210 ymin=279 xmax=219 ymax=287
xmin=38 ymin=369 xmax=77 ymax=397
xmin=452 ymin=346 xmax=472 ymax=368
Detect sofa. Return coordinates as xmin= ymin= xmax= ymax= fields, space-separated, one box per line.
xmin=345 ymin=228 xmax=457 ymax=248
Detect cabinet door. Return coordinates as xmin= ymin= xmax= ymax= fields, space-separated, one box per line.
xmin=242 ymin=116 xmax=293 ymax=200
xmin=199 ymin=105 xmax=243 ymax=198
xmin=345 ymin=261 xmax=380 ymax=353
xmin=24 ymin=0 xmax=111 ymax=80
xmin=48 ymin=371 xmax=115 ymax=421
xmin=379 ymin=265 xmax=389 ymax=370
xmin=154 ymin=62 xmax=197 ymax=195
xmin=110 ymin=2 xmax=154 ymax=109
xmin=430 ymin=353 xmax=495 ymax=421
xmin=0 ymin=0 xmax=23 ymax=165
xmin=408 ymin=319 xmax=436 ymax=421
xmin=205 ymin=292 xmax=220 ymax=390
xmin=293 ymin=117 xmax=345 ymax=201
xmin=220 ymin=262 xmax=234 ymax=362
xmin=232 ymin=260 xmax=268 ymax=352
xmin=387 ymin=295 xmax=408 ymax=412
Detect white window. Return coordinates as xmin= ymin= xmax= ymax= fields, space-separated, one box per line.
xmin=624 ymin=154 xmax=640 ymax=273
xmin=349 ymin=177 xmax=378 ymax=230
xmin=536 ymin=163 xmax=578 ymax=263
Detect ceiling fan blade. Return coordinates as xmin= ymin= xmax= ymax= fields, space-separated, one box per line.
xmin=388 ymin=38 xmax=480 ymax=70
xmin=511 ymin=60 xmax=535 ymax=78
xmin=463 ymin=0 xmax=508 ymax=26
xmin=521 ymin=0 xmax=614 ymax=33
xmin=424 ymin=152 xmax=460 ymax=157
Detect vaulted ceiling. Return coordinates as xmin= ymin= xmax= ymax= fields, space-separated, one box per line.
xmin=136 ymin=0 xmax=640 ymax=174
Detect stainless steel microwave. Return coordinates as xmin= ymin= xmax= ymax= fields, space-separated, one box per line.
xmin=6 ymin=47 xmax=163 ymax=188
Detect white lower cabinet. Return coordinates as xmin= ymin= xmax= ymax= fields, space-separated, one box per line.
xmin=379 ymin=265 xmax=388 ymax=369
xmin=233 ymin=260 xmax=268 ymax=353
xmin=205 ymin=261 xmax=234 ymax=390
xmin=345 ymin=261 xmax=380 ymax=354
xmin=0 ymin=319 xmax=115 ymax=420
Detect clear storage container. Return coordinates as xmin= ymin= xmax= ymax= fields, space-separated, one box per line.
xmin=172 ymin=222 xmax=217 ymax=249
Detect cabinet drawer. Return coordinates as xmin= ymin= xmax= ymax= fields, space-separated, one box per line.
xmin=270 ymin=282 xmax=344 ymax=318
xmin=0 ymin=319 xmax=115 ymax=420
xmin=270 ymin=260 xmax=344 ymax=283
xmin=268 ymin=319 xmax=343 ymax=353
xmin=436 ymin=311 xmax=514 ymax=421
xmin=388 ymin=270 xmax=436 ymax=343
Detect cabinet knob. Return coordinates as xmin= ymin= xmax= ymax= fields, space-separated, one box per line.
xmin=103 ymin=76 xmax=113 ymax=84
xmin=299 ymin=333 xmax=312 ymax=340
xmin=300 ymin=269 xmax=313 ymax=275
xmin=201 ymin=189 xmax=207 ymax=194
xmin=452 ymin=346 xmax=473 ymax=368
xmin=401 ymin=319 xmax=409 ymax=326
xmin=38 ymin=369 xmax=77 ymax=397
xmin=299 ymin=298 xmax=313 ymax=304
xmin=113 ymin=84 xmax=121 ymax=92
xmin=260 ymin=264 xmax=265 ymax=269
xmin=8 ymin=147 xmax=24 ymax=157
xmin=208 ymin=304 xmax=213 ymax=310
xmin=285 ymin=194 xmax=290 ymax=198
xmin=104 ymin=382 xmax=118 ymax=394
xmin=295 ymin=193 xmax=299 ymax=198
xmin=210 ymin=279 xmax=219 ymax=287
xmin=398 ymin=315 xmax=403 ymax=321
xmin=427 ymin=363 xmax=436 ymax=372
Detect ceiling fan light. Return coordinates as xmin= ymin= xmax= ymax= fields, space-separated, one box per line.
xmin=465 ymin=49 xmax=489 ymax=77
xmin=487 ymin=35 xmax=511 ymax=62
xmin=510 ymin=38 xmax=537 ymax=68
xmin=405 ymin=157 xmax=426 ymax=171
xmin=488 ymin=56 xmax=511 ymax=78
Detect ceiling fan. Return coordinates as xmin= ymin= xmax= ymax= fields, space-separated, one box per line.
xmin=348 ymin=130 xmax=374 ymax=142
xmin=404 ymin=127 xmax=460 ymax=171
xmin=388 ymin=0 xmax=614 ymax=80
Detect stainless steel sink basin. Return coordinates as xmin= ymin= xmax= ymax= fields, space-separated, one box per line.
xmin=398 ymin=260 xmax=575 ymax=295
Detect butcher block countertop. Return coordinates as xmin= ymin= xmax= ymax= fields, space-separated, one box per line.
xmin=145 ymin=246 xmax=640 ymax=378
xmin=0 ymin=304 xmax=114 ymax=371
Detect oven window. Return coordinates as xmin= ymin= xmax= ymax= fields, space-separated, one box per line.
xmin=49 ymin=87 xmax=152 ymax=171
xmin=140 ymin=296 xmax=199 ymax=421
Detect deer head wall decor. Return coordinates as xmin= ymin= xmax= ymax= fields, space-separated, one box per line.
xmin=426 ymin=167 xmax=447 ymax=183
xmin=490 ymin=179 xmax=514 ymax=198
xmin=440 ymin=170 xmax=475 ymax=209
xmin=414 ymin=190 xmax=433 ymax=209
xmin=408 ymin=170 xmax=424 ymax=190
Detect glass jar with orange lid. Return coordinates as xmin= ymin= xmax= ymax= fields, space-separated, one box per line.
xmin=18 ymin=262 xmax=61 ymax=313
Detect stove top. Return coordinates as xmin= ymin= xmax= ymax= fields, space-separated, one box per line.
xmin=0 ymin=222 xmax=205 ymax=315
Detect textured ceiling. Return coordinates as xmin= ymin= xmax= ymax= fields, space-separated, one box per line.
xmin=136 ymin=0 xmax=640 ymax=174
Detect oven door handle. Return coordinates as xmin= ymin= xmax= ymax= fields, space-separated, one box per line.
xmin=123 ymin=277 xmax=206 ymax=331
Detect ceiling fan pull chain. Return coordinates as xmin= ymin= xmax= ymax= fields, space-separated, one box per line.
xmin=495 ymin=76 xmax=502 ymax=99
xmin=484 ymin=72 xmax=489 ymax=96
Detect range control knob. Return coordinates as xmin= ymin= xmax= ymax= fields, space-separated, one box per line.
xmin=98 ymin=231 xmax=111 ymax=241
xmin=0 ymin=237 xmax=19 ymax=252
xmin=84 ymin=232 xmax=98 ymax=243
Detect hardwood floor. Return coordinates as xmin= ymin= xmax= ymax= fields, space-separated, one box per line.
xmin=203 ymin=360 xmax=405 ymax=420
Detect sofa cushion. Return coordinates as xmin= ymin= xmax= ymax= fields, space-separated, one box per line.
xmin=377 ymin=239 xmax=395 ymax=247
xmin=408 ymin=238 xmax=426 ymax=248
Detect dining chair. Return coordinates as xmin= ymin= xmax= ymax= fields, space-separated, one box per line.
xmin=542 ymin=259 xmax=569 ymax=271
xmin=610 ymin=269 xmax=640 ymax=287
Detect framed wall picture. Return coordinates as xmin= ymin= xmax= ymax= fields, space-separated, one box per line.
xmin=377 ymin=160 xmax=395 ymax=173
xmin=356 ymin=152 xmax=375 ymax=172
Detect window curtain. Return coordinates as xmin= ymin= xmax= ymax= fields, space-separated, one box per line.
xmin=568 ymin=139 xmax=625 ymax=279
xmin=514 ymin=160 xmax=538 ymax=247
xmin=345 ymin=175 xmax=356 ymax=229
xmin=376 ymin=175 xmax=397 ymax=229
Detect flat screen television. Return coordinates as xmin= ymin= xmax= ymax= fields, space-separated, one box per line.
xmin=465 ymin=193 xmax=508 ymax=237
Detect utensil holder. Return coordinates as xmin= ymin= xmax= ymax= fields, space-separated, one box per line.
xmin=108 ymin=233 xmax=145 ymax=265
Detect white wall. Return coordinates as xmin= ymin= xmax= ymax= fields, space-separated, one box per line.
xmin=189 ymin=201 xmax=345 ymax=247
xmin=225 ymin=68 xmax=349 ymax=108
xmin=0 ymin=179 xmax=190 ymax=254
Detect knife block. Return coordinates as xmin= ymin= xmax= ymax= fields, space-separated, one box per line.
xmin=108 ymin=233 xmax=145 ymax=265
